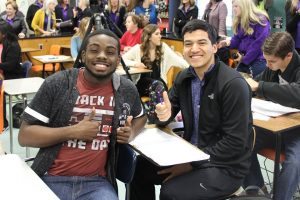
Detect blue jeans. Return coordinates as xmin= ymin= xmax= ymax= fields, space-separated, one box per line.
xmin=244 ymin=128 xmax=300 ymax=200
xmin=42 ymin=175 xmax=118 ymax=200
xmin=237 ymin=60 xmax=266 ymax=78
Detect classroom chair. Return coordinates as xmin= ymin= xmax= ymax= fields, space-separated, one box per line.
xmin=258 ymin=148 xmax=300 ymax=198
xmin=31 ymin=45 xmax=62 ymax=77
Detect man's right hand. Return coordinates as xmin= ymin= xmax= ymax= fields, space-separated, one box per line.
xmin=155 ymin=91 xmax=171 ymax=122
xmin=72 ymin=108 xmax=100 ymax=141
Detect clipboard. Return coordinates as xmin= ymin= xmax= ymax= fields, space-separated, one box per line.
xmin=129 ymin=127 xmax=210 ymax=166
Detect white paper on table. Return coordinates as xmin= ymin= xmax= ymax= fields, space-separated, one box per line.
xmin=252 ymin=98 xmax=300 ymax=117
xmin=252 ymin=112 xmax=270 ymax=121
xmin=34 ymin=55 xmax=70 ymax=61
xmin=129 ymin=128 xmax=210 ymax=166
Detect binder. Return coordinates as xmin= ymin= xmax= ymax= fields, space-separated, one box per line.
xmin=129 ymin=127 xmax=210 ymax=166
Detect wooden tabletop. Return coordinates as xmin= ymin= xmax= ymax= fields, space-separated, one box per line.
xmin=32 ymin=55 xmax=74 ymax=64
xmin=21 ymin=47 xmax=40 ymax=53
xmin=116 ymin=66 xmax=152 ymax=75
xmin=60 ymin=44 xmax=70 ymax=49
xmin=253 ymin=112 xmax=300 ymax=133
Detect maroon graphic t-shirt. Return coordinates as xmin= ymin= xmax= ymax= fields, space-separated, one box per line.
xmin=48 ymin=69 xmax=114 ymax=176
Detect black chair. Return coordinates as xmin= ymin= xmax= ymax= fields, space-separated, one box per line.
xmin=117 ymin=144 xmax=137 ymax=200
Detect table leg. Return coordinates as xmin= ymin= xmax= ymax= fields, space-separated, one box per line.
xmin=8 ymin=95 xmax=13 ymax=153
xmin=52 ymin=63 xmax=55 ymax=74
xmin=24 ymin=52 xmax=32 ymax=63
xmin=60 ymin=63 xmax=65 ymax=71
xmin=42 ymin=64 xmax=45 ymax=78
xmin=22 ymin=95 xmax=30 ymax=158
xmin=272 ymin=133 xmax=282 ymax=199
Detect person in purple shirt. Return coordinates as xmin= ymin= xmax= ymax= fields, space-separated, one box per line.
xmin=220 ymin=0 xmax=270 ymax=78
xmin=55 ymin=0 xmax=74 ymax=34
xmin=285 ymin=0 xmax=300 ymax=55
xmin=105 ymin=0 xmax=126 ymax=37
xmin=26 ymin=0 xmax=43 ymax=31
xmin=0 ymin=1 xmax=27 ymax=38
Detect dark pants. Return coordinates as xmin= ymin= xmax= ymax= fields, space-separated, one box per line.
xmin=237 ymin=60 xmax=266 ymax=78
xmin=243 ymin=127 xmax=300 ymax=200
xmin=129 ymin=157 xmax=243 ymax=200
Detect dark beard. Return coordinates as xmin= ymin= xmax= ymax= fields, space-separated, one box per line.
xmin=83 ymin=63 xmax=116 ymax=79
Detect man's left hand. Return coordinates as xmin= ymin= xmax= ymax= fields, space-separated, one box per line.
xmin=157 ymin=163 xmax=193 ymax=182
xmin=117 ymin=116 xmax=133 ymax=143
xmin=246 ymin=78 xmax=259 ymax=92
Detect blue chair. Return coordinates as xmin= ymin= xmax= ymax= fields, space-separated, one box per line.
xmin=116 ymin=144 xmax=137 ymax=200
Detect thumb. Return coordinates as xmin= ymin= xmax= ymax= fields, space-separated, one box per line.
xmin=126 ymin=116 xmax=133 ymax=127
xmin=84 ymin=107 xmax=96 ymax=121
xmin=162 ymin=91 xmax=171 ymax=108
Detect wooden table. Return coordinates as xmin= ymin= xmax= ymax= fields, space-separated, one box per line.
xmin=32 ymin=55 xmax=74 ymax=78
xmin=4 ymin=77 xmax=44 ymax=154
xmin=116 ymin=66 xmax=152 ymax=76
xmin=21 ymin=47 xmax=40 ymax=62
xmin=60 ymin=44 xmax=70 ymax=49
xmin=253 ymin=112 xmax=300 ymax=199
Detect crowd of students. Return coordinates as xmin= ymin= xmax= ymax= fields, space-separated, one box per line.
xmin=0 ymin=0 xmax=300 ymax=200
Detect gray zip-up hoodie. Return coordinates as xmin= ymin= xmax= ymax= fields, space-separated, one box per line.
xmin=22 ymin=68 xmax=144 ymax=190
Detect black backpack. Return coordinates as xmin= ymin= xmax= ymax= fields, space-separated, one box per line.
xmin=12 ymin=103 xmax=25 ymax=128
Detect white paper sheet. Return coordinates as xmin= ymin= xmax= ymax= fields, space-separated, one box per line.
xmin=252 ymin=112 xmax=270 ymax=121
xmin=252 ymin=98 xmax=300 ymax=117
xmin=130 ymin=128 xmax=210 ymax=166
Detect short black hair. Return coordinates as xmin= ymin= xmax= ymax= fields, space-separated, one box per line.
xmin=182 ymin=19 xmax=218 ymax=45
xmin=81 ymin=29 xmax=121 ymax=55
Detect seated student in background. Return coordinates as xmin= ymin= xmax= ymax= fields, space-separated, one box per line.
xmin=120 ymin=13 xmax=143 ymax=53
xmin=72 ymin=0 xmax=93 ymax=29
xmin=219 ymin=0 xmax=270 ymax=78
xmin=122 ymin=24 xmax=189 ymax=96
xmin=129 ymin=19 xmax=253 ymax=200
xmin=105 ymin=0 xmax=126 ymax=37
xmin=243 ymin=32 xmax=300 ymax=200
xmin=0 ymin=21 xmax=24 ymax=129
xmin=202 ymin=0 xmax=227 ymax=36
xmin=31 ymin=0 xmax=58 ymax=36
xmin=71 ymin=17 xmax=90 ymax=60
xmin=0 ymin=0 xmax=25 ymax=18
xmin=134 ymin=0 xmax=158 ymax=25
xmin=54 ymin=0 xmax=74 ymax=34
xmin=18 ymin=29 xmax=147 ymax=200
xmin=26 ymin=0 xmax=44 ymax=31
xmin=174 ymin=0 xmax=198 ymax=38
xmin=1 ymin=1 xmax=27 ymax=38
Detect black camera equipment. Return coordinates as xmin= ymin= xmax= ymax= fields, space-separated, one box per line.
xmin=232 ymin=52 xmax=239 ymax=59
xmin=73 ymin=1 xmax=131 ymax=81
